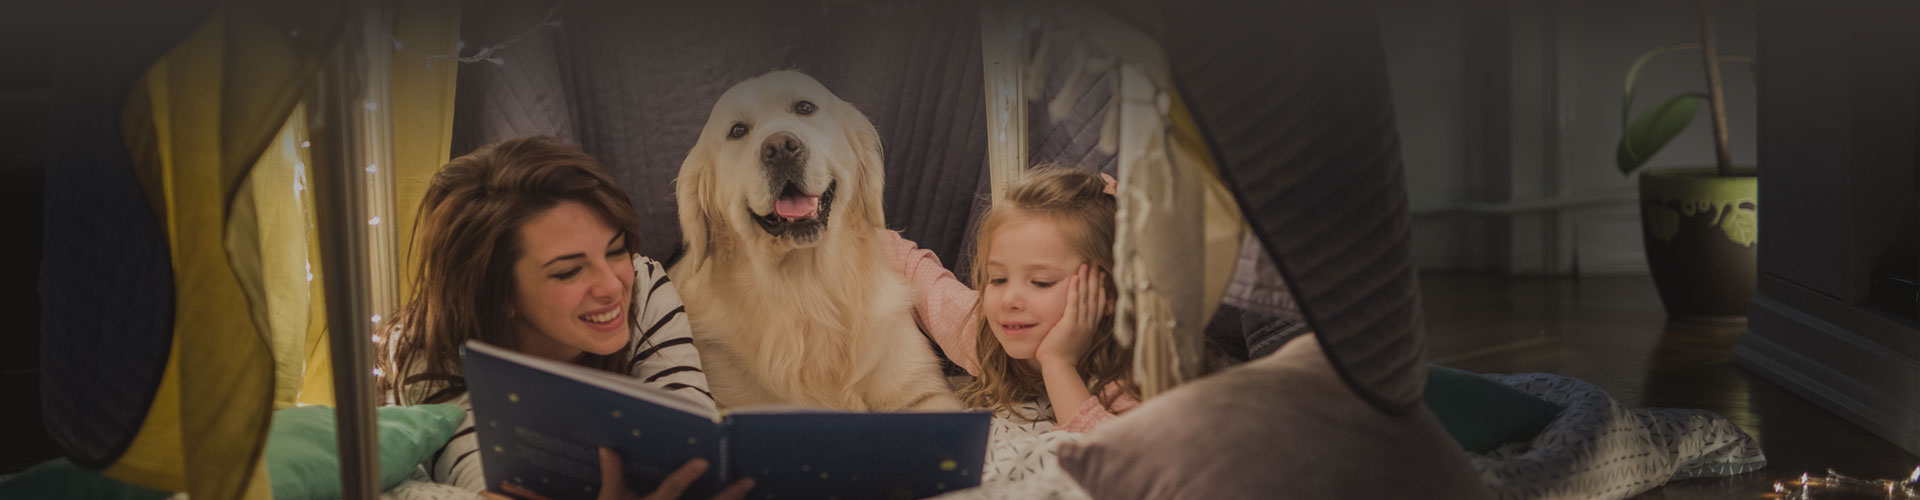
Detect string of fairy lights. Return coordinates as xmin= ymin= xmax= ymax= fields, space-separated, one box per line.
xmin=1771 ymin=466 xmax=1920 ymax=499
xmin=398 ymin=1 xmax=572 ymax=69
xmin=285 ymin=2 xmax=575 ymax=387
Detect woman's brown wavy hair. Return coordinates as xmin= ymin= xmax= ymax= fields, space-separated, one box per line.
xmin=378 ymin=136 xmax=642 ymax=405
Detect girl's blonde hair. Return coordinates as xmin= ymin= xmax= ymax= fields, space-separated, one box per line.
xmin=378 ymin=136 xmax=643 ymax=405
xmin=956 ymin=167 xmax=1135 ymax=417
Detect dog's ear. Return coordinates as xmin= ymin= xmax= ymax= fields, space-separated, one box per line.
xmin=674 ymin=140 xmax=717 ymax=273
xmin=838 ymin=101 xmax=887 ymax=229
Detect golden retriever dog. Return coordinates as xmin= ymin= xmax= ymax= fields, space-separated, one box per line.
xmin=669 ymin=71 xmax=961 ymax=411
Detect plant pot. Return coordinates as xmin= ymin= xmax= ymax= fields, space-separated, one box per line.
xmin=1639 ymin=166 xmax=1757 ymax=322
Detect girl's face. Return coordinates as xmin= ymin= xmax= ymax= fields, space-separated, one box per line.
xmin=982 ymin=215 xmax=1087 ymax=361
xmin=509 ymin=200 xmax=634 ymax=362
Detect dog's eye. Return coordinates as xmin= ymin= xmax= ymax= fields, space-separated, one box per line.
xmin=793 ymin=100 xmax=816 ymax=116
xmin=728 ymin=123 xmax=749 ymax=139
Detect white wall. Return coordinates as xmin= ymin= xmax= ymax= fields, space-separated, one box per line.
xmin=1381 ymin=0 xmax=1759 ymax=275
xmin=1378 ymin=0 xmax=1492 ymax=272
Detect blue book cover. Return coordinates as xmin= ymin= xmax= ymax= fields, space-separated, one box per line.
xmin=462 ymin=341 xmax=991 ymax=500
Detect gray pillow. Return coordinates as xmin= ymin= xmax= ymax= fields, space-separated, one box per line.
xmin=1056 ymin=335 xmax=1493 ymax=500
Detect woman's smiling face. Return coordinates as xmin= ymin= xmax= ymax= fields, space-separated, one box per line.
xmin=509 ymin=200 xmax=634 ymax=362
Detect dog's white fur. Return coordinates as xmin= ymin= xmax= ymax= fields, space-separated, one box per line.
xmin=669 ymin=71 xmax=960 ymax=411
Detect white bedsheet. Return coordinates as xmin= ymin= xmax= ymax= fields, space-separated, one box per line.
xmin=930 ymin=400 xmax=1092 ymax=500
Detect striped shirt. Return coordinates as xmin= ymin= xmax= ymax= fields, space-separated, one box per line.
xmin=397 ymin=255 xmax=714 ymax=492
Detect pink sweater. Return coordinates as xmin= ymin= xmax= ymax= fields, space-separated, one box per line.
xmin=881 ymin=229 xmax=1138 ymax=431
xmin=1055 ymin=383 xmax=1143 ymax=433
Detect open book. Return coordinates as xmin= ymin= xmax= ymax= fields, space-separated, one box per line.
xmin=461 ymin=341 xmax=991 ymax=500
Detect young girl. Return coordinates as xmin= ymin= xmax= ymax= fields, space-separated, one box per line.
xmin=377 ymin=136 xmax=750 ymax=499
xmin=957 ymin=167 xmax=1139 ymax=432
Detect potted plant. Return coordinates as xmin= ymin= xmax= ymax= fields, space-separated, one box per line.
xmin=1617 ymin=0 xmax=1757 ymax=321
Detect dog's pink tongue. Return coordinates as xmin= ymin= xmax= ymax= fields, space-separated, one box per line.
xmin=775 ymin=196 xmax=820 ymax=219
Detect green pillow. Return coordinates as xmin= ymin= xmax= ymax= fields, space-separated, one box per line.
xmin=1423 ymin=365 xmax=1560 ymax=453
xmin=0 ymin=458 xmax=174 ymax=500
xmin=266 ymin=404 xmax=466 ymax=500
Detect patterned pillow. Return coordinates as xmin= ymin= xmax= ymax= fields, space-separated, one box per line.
xmin=265 ymin=404 xmax=467 ymax=500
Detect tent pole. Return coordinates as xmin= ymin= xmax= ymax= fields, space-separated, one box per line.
xmin=979 ymin=2 xmax=1029 ymax=202
xmin=308 ymin=0 xmax=400 ymax=497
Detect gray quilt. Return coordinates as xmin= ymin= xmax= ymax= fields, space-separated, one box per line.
xmin=451 ymin=0 xmax=1003 ymax=266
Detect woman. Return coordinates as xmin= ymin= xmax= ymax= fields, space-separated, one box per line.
xmin=377 ymin=136 xmax=750 ymax=499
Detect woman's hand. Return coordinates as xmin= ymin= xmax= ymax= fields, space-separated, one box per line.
xmin=482 ymin=448 xmax=754 ymax=500
xmin=1035 ymin=264 xmax=1110 ymax=370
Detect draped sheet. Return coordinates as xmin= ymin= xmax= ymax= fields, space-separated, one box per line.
xmin=1164 ymin=0 xmax=1430 ymax=412
xmin=43 ymin=2 xmax=460 ymax=498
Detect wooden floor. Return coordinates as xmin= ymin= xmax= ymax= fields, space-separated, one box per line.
xmin=1421 ymin=273 xmax=1918 ymax=499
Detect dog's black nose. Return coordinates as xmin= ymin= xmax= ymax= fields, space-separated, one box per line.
xmin=762 ymin=132 xmax=805 ymax=164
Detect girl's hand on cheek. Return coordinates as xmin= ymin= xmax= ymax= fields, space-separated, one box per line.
xmin=1036 ymin=264 xmax=1108 ymax=369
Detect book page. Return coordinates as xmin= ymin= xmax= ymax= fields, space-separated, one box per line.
xmin=464 ymin=341 xmax=718 ymax=420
